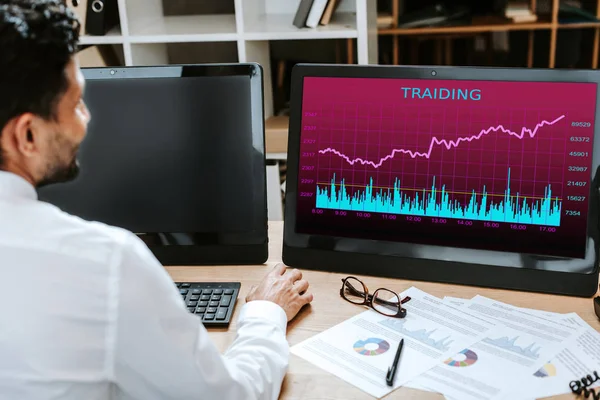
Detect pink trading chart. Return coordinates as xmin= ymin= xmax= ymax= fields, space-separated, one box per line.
xmin=296 ymin=76 xmax=597 ymax=259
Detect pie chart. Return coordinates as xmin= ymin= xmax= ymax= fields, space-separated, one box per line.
xmin=353 ymin=338 xmax=390 ymax=356
xmin=444 ymin=348 xmax=478 ymax=367
xmin=534 ymin=362 xmax=557 ymax=377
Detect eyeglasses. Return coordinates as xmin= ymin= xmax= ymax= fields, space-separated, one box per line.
xmin=340 ymin=276 xmax=411 ymax=318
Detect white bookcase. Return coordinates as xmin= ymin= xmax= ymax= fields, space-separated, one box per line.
xmin=80 ymin=0 xmax=378 ymax=119
xmin=79 ymin=0 xmax=378 ymax=220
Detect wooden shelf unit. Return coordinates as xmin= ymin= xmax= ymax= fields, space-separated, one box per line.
xmin=379 ymin=15 xmax=554 ymax=35
xmin=378 ymin=0 xmax=600 ymax=69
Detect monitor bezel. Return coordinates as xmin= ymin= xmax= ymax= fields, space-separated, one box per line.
xmin=78 ymin=63 xmax=269 ymax=265
xmin=283 ymin=63 xmax=600 ymax=297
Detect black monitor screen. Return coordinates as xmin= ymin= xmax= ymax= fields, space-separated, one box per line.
xmin=38 ymin=65 xmax=267 ymax=258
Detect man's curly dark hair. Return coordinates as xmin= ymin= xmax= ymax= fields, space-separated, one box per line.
xmin=0 ymin=0 xmax=80 ymax=167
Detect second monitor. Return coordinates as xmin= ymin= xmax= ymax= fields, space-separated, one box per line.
xmin=283 ymin=64 xmax=600 ymax=296
xmin=38 ymin=63 xmax=268 ymax=265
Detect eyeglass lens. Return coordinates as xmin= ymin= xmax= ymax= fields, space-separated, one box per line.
xmin=373 ymin=289 xmax=401 ymax=316
xmin=342 ymin=277 xmax=367 ymax=304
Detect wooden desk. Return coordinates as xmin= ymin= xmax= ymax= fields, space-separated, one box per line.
xmin=166 ymin=222 xmax=600 ymax=400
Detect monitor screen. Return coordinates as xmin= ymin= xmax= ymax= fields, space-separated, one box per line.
xmin=37 ymin=64 xmax=267 ymax=264
xmin=295 ymin=76 xmax=596 ymax=259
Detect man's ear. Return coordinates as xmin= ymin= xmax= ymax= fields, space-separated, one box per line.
xmin=11 ymin=113 xmax=40 ymax=158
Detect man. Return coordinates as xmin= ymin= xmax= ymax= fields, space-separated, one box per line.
xmin=0 ymin=1 xmax=313 ymax=399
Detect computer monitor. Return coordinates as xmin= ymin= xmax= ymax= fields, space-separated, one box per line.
xmin=283 ymin=64 xmax=600 ymax=297
xmin=38 ymin=63 xmax=268 ymax=265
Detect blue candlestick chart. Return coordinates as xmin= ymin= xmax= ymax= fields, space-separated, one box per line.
xmin=315 ymin=168 xmax=562 ymax=226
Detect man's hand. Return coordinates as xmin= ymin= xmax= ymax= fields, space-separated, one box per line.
xmin=246 ymin=263 xmax=313 ymax=321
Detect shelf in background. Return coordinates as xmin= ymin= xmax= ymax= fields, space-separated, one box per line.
xmin=265 ymin=115 xmax=289 ymax=154
xmin=79 ymin=27 xmax=123 ymax=45
xmin=379 ymin=16 xmax=553 ymax=35
xmin=128 ymin=14 xmax=238 ymax=43
xmin=244 ymin=12 xmax=358 ymax=40
xmin=558 ymin=21 xmax=600 ymax=29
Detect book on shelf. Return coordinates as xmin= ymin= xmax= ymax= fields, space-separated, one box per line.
xmin=505 ymin=0 xmax=537 ymax=23
xmin=293 ymin=0 xmax=315 ymax=28
xmin=510 ymin=14 xmax=537 ymax=22
xmin=306 ymin=0 xmax=329 ymax=28
xmin=320 ymin=0 xmax=342 ymax=26
xmin=377 ymin=12 xmax=393 ymax=28
xmin=293 ymin=0 xmax=343 ymax=29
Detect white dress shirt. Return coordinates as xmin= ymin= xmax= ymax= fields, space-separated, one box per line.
xmin=0 ymin=170 xmax=289 ymax=400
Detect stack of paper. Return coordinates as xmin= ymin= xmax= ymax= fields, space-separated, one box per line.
xmin=290 ymin=287 xmax=600 ymax=399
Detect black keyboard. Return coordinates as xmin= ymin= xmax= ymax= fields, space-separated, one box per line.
xmin=176 ymin=282 xmax=241 ymax=327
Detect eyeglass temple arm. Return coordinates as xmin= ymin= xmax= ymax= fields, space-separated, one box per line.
xmin=370 ymin=294 xmax=412 ymax=306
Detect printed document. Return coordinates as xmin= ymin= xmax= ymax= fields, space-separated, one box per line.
xmin=290 ymin=287 xmax=496 ymax=398
xmin=443 ymin=296 xmax=471 ymax=307
xmin=406 ymin=295 xmax=582 ymax=400
xmin=404 ymin=296 xmax=474 ymax=393
xmin=407 ymin=322 xmax=567 ymax=400
xmin=501 ymin=313 xmax=600 ymax=399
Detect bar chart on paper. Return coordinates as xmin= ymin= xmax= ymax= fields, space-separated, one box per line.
xmin=295 ymin=77 xmax=597 ymax=258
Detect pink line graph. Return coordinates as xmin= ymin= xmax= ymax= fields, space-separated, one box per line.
xmin=318 ymin=114 xmax=566 ymax=168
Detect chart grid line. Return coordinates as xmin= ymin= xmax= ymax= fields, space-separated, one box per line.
xmin=313 ymin=169 xmax=565 ymax=185
xmin=376 ymin=103 xmax=383 ymax=213
xmin=427 ymin=105 xmax=435 ymax=216
xmin=469 ymin=102 xmax=475 ymax=218
xmin=314 ymin=181 xmax=561 ymax=200
xmin=389 ymin=103 xmax=397 ymax=214
xmin=561 ymin=111 xmax=568 ymax=209
xmin=507 ymin=108 xmax=512 ymax=223
xmin=317 ymin=137 xmax=573 ymax=144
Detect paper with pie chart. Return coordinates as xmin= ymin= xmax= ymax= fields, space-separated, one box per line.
xmin=405 ymin=295 xmax=585 ymax=400
xmin=290 ymin=287 xmax=495 ymax=399
xmin=406 ymin=323 xmax=568 ymax=400
xmin=498 ymin=313 xmax=600 ymax=400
